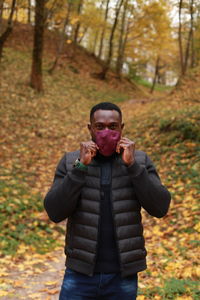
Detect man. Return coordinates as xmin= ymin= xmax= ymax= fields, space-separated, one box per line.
xmin=44 ymin=102 xmax=171 ymax=299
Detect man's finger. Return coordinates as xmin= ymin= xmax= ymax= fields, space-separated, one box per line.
xmin=118 ymin=140 xmax=132 ymax=147
xmin=118 ymin=143 xmax=129 ymax=150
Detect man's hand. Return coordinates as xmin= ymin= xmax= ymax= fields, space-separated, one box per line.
xmin=116 ymin=137 xmax=135 ymax=166
xmin=80 ymin=141 xmax=98 ymax=165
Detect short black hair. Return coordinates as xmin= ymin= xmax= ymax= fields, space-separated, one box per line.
xmin=90 ymin=102 xmax=122 ymax=121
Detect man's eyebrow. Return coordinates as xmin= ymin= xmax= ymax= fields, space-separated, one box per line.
xmin=94 ymin=121 xmax=118 ymax=123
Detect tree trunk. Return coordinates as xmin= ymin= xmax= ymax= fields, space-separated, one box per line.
xmin=190 ymin=0 xmax=195 ymax=68
xmin=116 ymin=0 xmax=129 ymax=77
xmin=78 ymin=27 xmax=87 ymax=44
xmin=30 ymin=0 xmax=46 ymax=92
xmin=190 ymin=28 xmax=195 ymax=68
xmin=74 ymin=0 xmax=83 ymax=44
xmin=0 ymin=0 xmax=16 ymax=62
xmin=99 ymin=0 xmax=124 ymax=80
xmin=27 ymin=0 xmax=31 ymax=24
xmin=92 ymin=29 xmax=99 ymax=55
xmin=118 ymin=22 xmax=129 ymax=76
xmin=49 ymin=1 xmax=72 ymax=74
xmin=0 ymin=0 xmax=4 ymax=27
xmin=150 ymin=56 xmax=160 ymax=94
xmin=178 ymin=0 xmax=184 ymax=75
xmin=183 ymin=0 xmax=194 ymax=73
xmin=184 ymin=27 xmax=192 ymax=74
xmin=98 ymin=0 xmax=110 ymax=59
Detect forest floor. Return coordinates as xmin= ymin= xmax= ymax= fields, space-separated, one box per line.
xmin=0 ymin=25 xmax=200 ymax=299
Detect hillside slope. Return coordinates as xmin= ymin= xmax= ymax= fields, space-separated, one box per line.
xmin=173 ymin=67 xmax=200 ymax=102
xmin=4 ymin=22 xmax=143 ymax=95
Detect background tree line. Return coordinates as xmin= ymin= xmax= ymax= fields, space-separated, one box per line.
xmin=0 ymin=0 xmax=200 ymax=92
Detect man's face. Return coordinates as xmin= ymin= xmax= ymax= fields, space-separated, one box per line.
xmin=88 ymin=109 xmax=124 ymax=141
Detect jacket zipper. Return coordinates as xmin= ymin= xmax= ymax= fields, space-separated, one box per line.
xmin=110 ymin=189 xmax=123 ymax=273
xmin=90 ymin=193 xmax=101 ymax=277
xmin=91 ymin=163 xmax=103 ymax=276
xmin=110 ymin=159 xmax=123 ymax=273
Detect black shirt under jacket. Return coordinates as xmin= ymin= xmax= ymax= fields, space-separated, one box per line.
xmin=94 ymin=153 xmax=120 ymax=273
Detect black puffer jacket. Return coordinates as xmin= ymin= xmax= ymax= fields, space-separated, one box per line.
xmin=44 ymin=150 xmax=171 ymax=277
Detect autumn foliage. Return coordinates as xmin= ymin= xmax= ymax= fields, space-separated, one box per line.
xmin=0 ymin=1 xmax=200 ymax=299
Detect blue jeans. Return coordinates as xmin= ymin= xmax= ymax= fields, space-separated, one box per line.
xmin=59 ymin=268 xmax=138 ymax=299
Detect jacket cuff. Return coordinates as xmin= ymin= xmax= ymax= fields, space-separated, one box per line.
xmin=127 ymin=161 xmax=145 ymax=177
xmin=69 ymin=167 xmax=87 ymax=182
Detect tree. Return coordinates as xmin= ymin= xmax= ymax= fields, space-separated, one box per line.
xmin=98 ymin=0 xmax=110 ymax=59
xmin=116 ymin=0 xmax=129 ymax=77
xmin=190 ymin=0 xmax=195 ymax=67
xmin=178 ymin=0 xmax=198 ymax=76
xmin=49 ymin=0 xmax=73 ymax=74
xmin=150 ymin=55 xmax=160 ymax=93
xmin=0 ymin=0 xmax=16 ymax=62
xmin=27 ymin=0 xmax=32 ymax=24
xmin=0 ymin=0 xmax=4 ymax=26
xmin=194 ymin=3 xmax=200 ymax=64
xmin=183 ymin=0 xmax=194 ymax=72
xmin=99 ymin=0 xmax=124 ymax=79
xmin=178 ymin=0 xmax=184 ymax=75
xmin=30 ymin=0 xmax=48 ymax=92
xmin=73 ymin=0 xmax=84 ymax=44
xmin=124 ymin=0 xmax=176 ymax=89
xmin=73 ymin=1 xmax=105 ymax=53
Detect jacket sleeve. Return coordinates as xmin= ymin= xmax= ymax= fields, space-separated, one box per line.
xmin=44 ymin=153 xmax=87 ymax=223
xmin=128 ymin=153 xmax=171 ymax=218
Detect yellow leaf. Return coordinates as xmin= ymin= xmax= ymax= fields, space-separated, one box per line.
xmin=193 ymin=266 xmax=200 ymax=277
xmin=18 ymin=264 xmax=25 ymax=271
xmin=47 ymin=288 xmax=59 ymax=295
xmin=13 ymin=280 xmax=24 ymax=287
xmin=38 ymin=288 xmax=49 ymax=292
xmin=184 ymin=142 xmax=196 ymax=148
xmin=28 ymin=293 xmax=41 ymax=299
xmin=0 ymin=291 xmax=9 ymax=296
xmin=137 ymin=296 xmax=146 ymax=300
xmin=45 ymin=280 xmax=58 ymax=286
xmin=0 ymin=271 xmax=9 ymax=277
xmin=182 ymin=267 xmax=193 ymax=278
xmin=138 ymin=282 xmax=146 ymax=288
xmin=71 ymin=17 xmax=79 ymax=25
xmin=155 ymin=246 xmax=166 ymax=254
xmin=152 ymin=225 xmax=163 ymax=236
xmin=194 ymin=222 xmax=200 ymax=232
xmin=66 ymin=40 xmax=72 ymax=44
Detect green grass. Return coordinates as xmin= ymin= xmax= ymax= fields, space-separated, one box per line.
xmin=133 ymin=76 xmax=173 ymax=92
xmin=139 ymin=278 xmax=200 ymax=299
xmin=0 ymin=168 xmax=64 ymax=255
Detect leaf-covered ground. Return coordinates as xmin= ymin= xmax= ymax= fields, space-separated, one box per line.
xmin=0 ymin=45 xmax=199 ymax=299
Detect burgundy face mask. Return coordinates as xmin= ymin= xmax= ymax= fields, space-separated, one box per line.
xmin=95 ymin=129 xmax=121 ymax=157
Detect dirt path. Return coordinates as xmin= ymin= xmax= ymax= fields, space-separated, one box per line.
xmin=0 ymin=246 xmax=66 ymax=299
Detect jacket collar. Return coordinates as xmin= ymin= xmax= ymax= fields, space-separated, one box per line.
xmin=89 ymin=152 xmax=123 ymax=166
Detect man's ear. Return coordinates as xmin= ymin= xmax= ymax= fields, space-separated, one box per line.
xmin=121 ymin=123 xmax=124 ymax=130
xmin=88 ymin=123 xmax=91 ymax=131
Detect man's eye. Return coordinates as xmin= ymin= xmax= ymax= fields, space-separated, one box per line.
xmin=110 ymin=124 xmax=118 ymax=130
xmin=96 ymin=124 xmax=104 ymax=130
